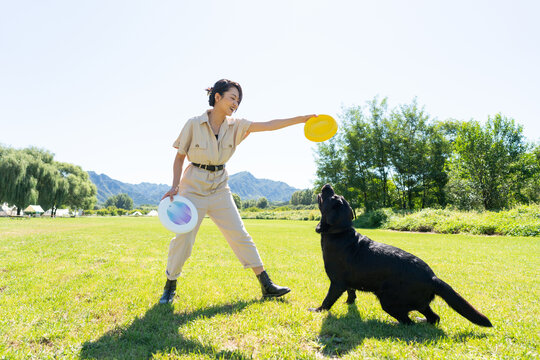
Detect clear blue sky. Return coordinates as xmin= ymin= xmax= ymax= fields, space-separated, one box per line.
xmin=1 ymin=1 xmax=539 ymax=189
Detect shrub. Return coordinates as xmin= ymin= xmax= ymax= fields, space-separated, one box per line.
xmin=97 ymin=209 xmax=109 ymax=216
xmin=354 ymin=208 xmax=393 ymax=228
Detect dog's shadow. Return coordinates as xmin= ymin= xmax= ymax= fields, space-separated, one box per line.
xmin=80 ymin=300 xmax=261 ymax=360
xmin=316 ymin=303 xmax=486 ymax=357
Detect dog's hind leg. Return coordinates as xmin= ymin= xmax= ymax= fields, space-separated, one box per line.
xmin=418 ymin=305 xmax=440 ymax=325
xmin=345 ymin=289 xmax=356 ymax=304
xmin=379 ymin=296 xmax=413 ymax=325
xmin=382 ymin=307 xmax=413 ymax=325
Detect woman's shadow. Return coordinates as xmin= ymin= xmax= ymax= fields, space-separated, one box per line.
xmin=316 ymin=303 xmax=487 ymax=357
xmin=80 ymin=300 xmax=258 ymax=360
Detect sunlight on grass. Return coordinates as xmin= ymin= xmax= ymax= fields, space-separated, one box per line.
xmin=0 ymin=217 xmax=538 ymax=359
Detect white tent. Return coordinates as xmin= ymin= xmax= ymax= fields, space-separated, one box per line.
xmin=131 ymin=211 xmax=142 ymax=216
xmin=43 ymin=208 xmax=71 ymax=217
xmin=0 ymin=203 xmax=17 ymax=216
xmin=24 ymin=205 xmax=44 ymax=214
xmin=146 ymin=210 xmax=158 ymax=217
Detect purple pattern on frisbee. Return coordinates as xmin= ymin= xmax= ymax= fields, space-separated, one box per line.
xmin=167 ymin=202 xmax=192 ymax=225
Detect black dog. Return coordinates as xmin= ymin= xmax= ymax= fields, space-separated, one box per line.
xmin=312 ymin=184 xmax=492 ymax=327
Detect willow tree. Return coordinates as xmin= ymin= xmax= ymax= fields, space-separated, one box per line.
xmin=0 ymin=150 xmax=38 ymax=214
xmin=57 ymin=162 xmax=97 ymax=210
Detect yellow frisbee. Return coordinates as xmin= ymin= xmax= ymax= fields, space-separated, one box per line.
xmin=304 ymin=115 xmax=338 ymax=142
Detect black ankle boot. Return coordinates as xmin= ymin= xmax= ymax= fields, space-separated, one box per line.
xmin=159 ymin=279 xmax=177 ymax=304
xmin=256 ymin=271 xmax=291 ymax=298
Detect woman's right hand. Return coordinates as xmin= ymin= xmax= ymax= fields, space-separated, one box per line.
xmin=161 ymin=186 xmax=179 ymax=201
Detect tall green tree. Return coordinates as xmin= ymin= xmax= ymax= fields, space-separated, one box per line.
xmin=314 ymin=136 xmax=345 ymax=195
xmin=232 ymin=193 xmax=242 ymax=209
xmin=290 ymin=189 xmax=316 ymax=205
xmin=367 ymin=98 xmax=392 ymax=208
xmin=508 ymin=143 xmax=540 ymax=205
xmin=57 ymin=162 xmax=97 ymax=210
xmin=256 ymin=197 xmax=268 ymax=209
xmin=0 ymin=147 xmax=24 ymax=206
xmin=341 ymin=106 xmax=377 ymax=210
xmin=104 ymin=193 xmax=134 ymax=210
xmin=450 ymin=114 xmax=528 ymax=210
xmin=0 ymin=150 xmax=38 ymax=214
xmin=389 ymin=100 xmax=429 ymax=210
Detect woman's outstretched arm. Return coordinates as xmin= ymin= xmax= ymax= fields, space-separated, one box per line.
xmin=247 ymin=115 xmax=316 ymax=133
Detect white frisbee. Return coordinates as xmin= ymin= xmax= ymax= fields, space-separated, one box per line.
xmin=158 ymin=195 xmax=198 ymax=234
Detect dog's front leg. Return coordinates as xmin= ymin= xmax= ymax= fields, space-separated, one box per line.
xmin=345 ymin=289 xmax=357 ymax=304
xmin=311 ymin=282 xmax=347 ymax=312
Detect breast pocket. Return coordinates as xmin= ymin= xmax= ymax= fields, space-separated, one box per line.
xmin=220 ymin=134 xmax=235 ymax=161
xmin=188 ymin=140 xmax=208 ymax=163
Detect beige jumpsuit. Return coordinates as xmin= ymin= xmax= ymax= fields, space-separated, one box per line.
xmin=165 ymin=110 xmax=264 ymax=280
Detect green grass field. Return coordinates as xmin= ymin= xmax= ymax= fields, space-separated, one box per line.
xmin=0 ymin=217 xmax=538 ymax=359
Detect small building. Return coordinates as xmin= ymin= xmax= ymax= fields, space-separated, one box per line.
xmin=146 ymin=210 xmax=158 ymax=217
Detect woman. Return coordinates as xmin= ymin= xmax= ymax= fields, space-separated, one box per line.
xmin=159 ymin=79 xmax=315 ymax=304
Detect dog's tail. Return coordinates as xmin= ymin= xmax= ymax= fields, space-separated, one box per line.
xmin=433 ymin=277 xmax=492 ymax=327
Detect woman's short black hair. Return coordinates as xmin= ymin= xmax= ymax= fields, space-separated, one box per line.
xmin=206 ymin=79 xmax=243 ymax=107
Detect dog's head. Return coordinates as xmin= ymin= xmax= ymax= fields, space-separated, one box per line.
xmin=316 ymin=184 xmax=354 ymax=234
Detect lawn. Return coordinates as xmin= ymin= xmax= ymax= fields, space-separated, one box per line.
xmin=0 ymin=217 xmax=538 ymax=359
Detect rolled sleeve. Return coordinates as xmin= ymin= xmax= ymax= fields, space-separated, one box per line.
xmin=172 ymin=119 xmax=194 ymax=155
xmin=234 ymin=118 xmax=252 ymax=145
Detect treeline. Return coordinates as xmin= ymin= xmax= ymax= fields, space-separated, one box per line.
xmin=0 ymin=146 xmax=97 ymax=215
xmin=315 ymin=98 xmax=540 ymax=211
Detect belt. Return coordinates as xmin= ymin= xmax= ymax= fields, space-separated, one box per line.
xmin=191 ymin=163 xmax=225 ymax=171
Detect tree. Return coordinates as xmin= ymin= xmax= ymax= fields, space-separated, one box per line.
xmin=232 ymin=193 xmax=241 ymax=208
xmin=418 ymin=123 xmax=451 ymax=208
xmin=314 ymin=136 xmax=345 ymax=194
xmin=450 ymin=114 xmax=528 ymax=210
xmin=0 ymin=148 xmax=25 ymax=207
xmin=57 ymin=162 xmax=97 ymax=210
xmin=507 ymin=144 xmax=540 ymax=205
xmin=367 ymin=98 xmax=392 ymax=208
xmin=0 ymin=150 xmax=38 ymax=214
xmin=389 ymin=100 xmax=430 ymax=210
xmin=290 ymin=189 xmax=315 ymax=205
xmin=341 ymin=104 xmax=380 ymax=210
xmin=242 ymin=199 xmax=257 ymax=209
xmin=256 ymin=197 xmax=268 ymax=209
xmin=115 ymin=193 xmax=133 ymax=210
xmin=104 ymin=193 xmax=134 ymax=210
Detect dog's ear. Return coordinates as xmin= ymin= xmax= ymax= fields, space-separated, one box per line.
xmin=342 ymin=198 xmax=355 ymax=220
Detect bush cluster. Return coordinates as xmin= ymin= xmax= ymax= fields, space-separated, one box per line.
xmin=239 ymin=204 xmax=539 ymax=237
xmin=84 ymin=207 xmax=150 ymax=216
xmin=382 ymin=204 xmax=540 ymax=237
xmin=239 ymin=209 xmax=320 ymax=221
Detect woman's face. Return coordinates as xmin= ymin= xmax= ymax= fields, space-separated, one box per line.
xmin=214 ymin=87 xmax=240 ymax=116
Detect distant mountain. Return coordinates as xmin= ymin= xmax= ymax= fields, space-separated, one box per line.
xmin=228 ymin=171 xmax=298 ymax=202
xmin=87 ymin=170 xmax=299 ymax=206
xmin=88 ymin=171 xmax=170 ymax=206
